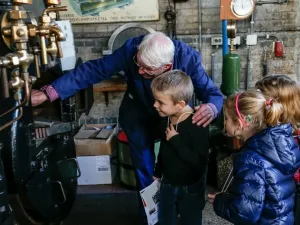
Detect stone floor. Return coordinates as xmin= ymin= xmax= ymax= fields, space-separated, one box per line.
xmin=63 ymin=184 xmax=231 ymax=225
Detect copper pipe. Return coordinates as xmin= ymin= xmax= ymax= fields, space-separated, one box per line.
xmin=0 ymin=81 xmax=30 ymax=119
xmin=23 ymin=78 xmax=30 ymax=105
xmin=13 ymin=0 xmax=33 ymax=4
xmin=46 ymin=0 xmax=61 ymax=5
xmin=1 ymin=67 xmax=9 ymax=98
xmin=43 ymin=6 xmax=67 ymax=15
xmin=0 ymin=103 xmax=23 ymax=132
xmin=0 ymin=95 xmax=25 ymax=118
xmin=33 ymin=47 xmax=41 ymax=78
xmin=34 ymin=54 xmax=40 ymax=78
xmin=40 ymin=36 xmax=48 ymax=65
xmin=48 ymin=25 xmax=65 ymax=41
xmin=56 ymin=40 xmax=63 ymax=58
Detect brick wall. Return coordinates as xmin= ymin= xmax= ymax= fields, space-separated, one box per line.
xmin=73 ymin=0 xmax=300 ymax=119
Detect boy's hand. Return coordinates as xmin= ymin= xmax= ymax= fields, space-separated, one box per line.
xmin=166 ymin=123 xmax=178 ymax=141
xmin=153 ymin=176 xmax=161 ymax=182
xmin=208 ymin=192 xmax=220 ymax=204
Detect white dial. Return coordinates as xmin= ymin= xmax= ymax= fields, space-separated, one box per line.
xmin=231 ymin=0 xmax=255 ymax=18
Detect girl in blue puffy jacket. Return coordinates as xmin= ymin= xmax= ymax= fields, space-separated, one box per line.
xmin=209 ymin=90 xmax=300 ymax=225
xmin=255 ymin=74 xmax=300 ymax=225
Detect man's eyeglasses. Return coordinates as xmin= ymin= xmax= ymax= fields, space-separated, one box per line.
xmin=133 ymin=54 xmax=140 ymax=67
xmin=133 ymin=54 xmax=157 ymax=72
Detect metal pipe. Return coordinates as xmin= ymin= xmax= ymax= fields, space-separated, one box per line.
xmin=246 ymin=14 xmax=254 ymax=90
xmin=48 ymin=25 xmax=65 ymax=41
xmin=246 ymin=46 xmax=252 ymax=90
xmin=258 ymin=34 xmax=278 ymax=41
xmin=297 ymin=53 xmax=300 ymax=81
xmin=1 ymin=67 xmax=9 ymax=98
xmin=43 ymin=6 xmax=67 ymax=15
xmin=211 ymin=47 xmax=222 ymax=82
xmin=256 ymin=0 xmax=288 ymax=5
xmin=222 ymin=20 xmax=229 ymax=56
xmin=0 ymin=103 xmax=23 ymax=132
xmin=198 ymin=0 xmax=202 ymax=51
xmin=0 ymin=79 xmax=30 ymax=119
xmin=40 ymin=36 xmax=48 ymax=65
xmin=250 ymin=14 xmax=254 ymax=34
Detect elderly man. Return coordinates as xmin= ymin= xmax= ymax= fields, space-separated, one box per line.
xmin=32 ymin=32 xmax=223 ymax=191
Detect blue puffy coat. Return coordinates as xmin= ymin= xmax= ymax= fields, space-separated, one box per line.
xmin=214 ymin=124 xmax=300 ymax=225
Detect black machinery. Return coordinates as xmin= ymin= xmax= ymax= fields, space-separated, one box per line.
xmin=0 ymin=0 xmax=81 ymax=224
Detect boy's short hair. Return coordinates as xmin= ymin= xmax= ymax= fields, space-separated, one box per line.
xmin=151 ymin=70 xmax=194 ymax=104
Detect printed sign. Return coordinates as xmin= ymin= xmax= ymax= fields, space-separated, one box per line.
xmin=60 ymin=0 xmax=159 ymax=24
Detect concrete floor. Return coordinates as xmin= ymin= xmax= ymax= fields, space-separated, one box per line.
xmin=63 ymin=184 xmax=231 ymax=225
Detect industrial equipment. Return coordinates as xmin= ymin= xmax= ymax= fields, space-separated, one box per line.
xmin=220 ymin=0 xmax=256 ymax=20
xmin=221 ymin=20 xmax=240 ymax=96
xmin=209 ymin=1 xmax=256 ymax=189
xmin=0 ymin=0 xmax=79 ymax=224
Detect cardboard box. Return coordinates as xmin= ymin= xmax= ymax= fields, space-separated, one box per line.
xmin=77 ymin=155 xmax=117 ymax=185
xmin=74 ymin=124 xmax=117 ymax=156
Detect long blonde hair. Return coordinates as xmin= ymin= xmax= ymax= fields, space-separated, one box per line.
xmin=224 ymin=90 xmax=283 ymax=132
xmin=255 ymin=75 xmax=300 ymax=127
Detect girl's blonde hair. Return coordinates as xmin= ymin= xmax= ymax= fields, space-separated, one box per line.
xmin=255 ymin=75 xmax=300 ymax=126
xmin=224 ymin=90 xmax=283 ymax=132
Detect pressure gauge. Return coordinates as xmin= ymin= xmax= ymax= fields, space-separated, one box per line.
xmin=231 ymin=0 xmax=255 ymax=19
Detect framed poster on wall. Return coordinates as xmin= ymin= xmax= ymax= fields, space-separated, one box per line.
xmin=59 ymin=0 xmax=159 ymax=24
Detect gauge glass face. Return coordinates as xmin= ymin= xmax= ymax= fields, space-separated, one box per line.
xmin=231 ymin=0 xmax=254 ymax=17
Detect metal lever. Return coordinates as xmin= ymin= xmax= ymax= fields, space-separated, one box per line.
xmin=50 ymin=180 xmax=67 ymax=204
xmin=33 ymin=47 xmax=41 ymax=78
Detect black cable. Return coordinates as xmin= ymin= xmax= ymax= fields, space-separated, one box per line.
xmin=168 ymin=0 xmax=171 ymax=7
xmin=173 ymin=0 xmax=177 ymax=39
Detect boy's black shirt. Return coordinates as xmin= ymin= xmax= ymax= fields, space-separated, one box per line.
xmin=153 ymin=114 xmax=210 ymax=186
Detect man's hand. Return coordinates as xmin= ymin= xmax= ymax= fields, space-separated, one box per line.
xmin=165 ymin=123 xmax=178 ymax=141
xmin=192 ymin=104 xmax=215 ymax=127
xmin=31 ymin=89 xmax=47 ymax=107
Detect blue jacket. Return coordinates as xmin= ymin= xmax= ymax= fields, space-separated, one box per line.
xmin=214 ymin=124 xmax=300 ymax=225
xmin=51 ymin=35 xmax=223 ymax=114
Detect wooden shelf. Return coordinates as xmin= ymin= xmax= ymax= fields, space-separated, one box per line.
xmin=93 ymin=78 xmax=127 ymax=92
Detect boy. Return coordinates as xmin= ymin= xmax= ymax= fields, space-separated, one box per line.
xmin=151 ymin=70 xmax=210 ymax=225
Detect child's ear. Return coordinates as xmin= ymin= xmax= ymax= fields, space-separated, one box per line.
xmin=177 ymin=100 xmax=186 ymax=109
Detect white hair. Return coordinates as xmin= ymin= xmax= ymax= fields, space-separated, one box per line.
xmin=138 ymin=32 xmax=175 ymax=68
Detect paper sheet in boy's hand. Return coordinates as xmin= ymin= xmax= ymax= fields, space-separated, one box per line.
xmin=139 ymin=180 xmax=160 ymax=225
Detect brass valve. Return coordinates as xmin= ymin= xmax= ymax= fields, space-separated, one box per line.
xmin=42 ymin=6 xmax=67 ymax=22
xmin=24 ymin=5 xmax=67 ymax=65
xmin=9 ymin=70 xmax=24 ymax=92
xmin=46 ymin=0 xmax=61 ymax=6
xmin=13 ymin=0 xmax=33 ymax=4
xmin=0 ymin=0 xmax=61 ymax=131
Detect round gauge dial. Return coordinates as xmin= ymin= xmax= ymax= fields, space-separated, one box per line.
xmin=231 ymin=0 xmax=255 ymax=18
